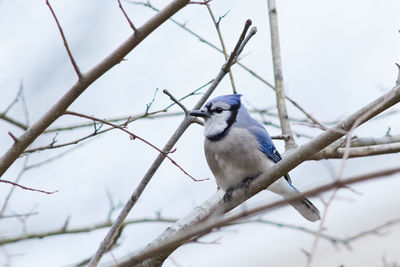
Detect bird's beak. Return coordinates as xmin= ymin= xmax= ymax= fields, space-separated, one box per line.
xmin=189 ymin=109 xmax=211 ymax=118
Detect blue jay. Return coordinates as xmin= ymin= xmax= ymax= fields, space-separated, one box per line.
xmin=189 ymin=94 xmax=320 ymax=222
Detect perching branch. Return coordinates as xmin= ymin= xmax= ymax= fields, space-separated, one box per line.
xmin=87 ymin=20 xmax=257 ymax=267
xmin=118 ymin=84 xmax=400 ymax=267
xmin=267 ymin=0 xmax=296 ymax=150
xmin=114 ymin=165 xmax=400 ymax=266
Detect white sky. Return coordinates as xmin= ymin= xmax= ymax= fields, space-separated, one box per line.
xmin=1 ymin=0 xmax=400 ymax=266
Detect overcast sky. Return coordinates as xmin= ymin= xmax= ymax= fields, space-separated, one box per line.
xmin=1 ymin=0 xmax=400 ymax=266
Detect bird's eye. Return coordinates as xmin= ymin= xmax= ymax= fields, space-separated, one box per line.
xmin=215 ymin=107 xmax=224 ymax=113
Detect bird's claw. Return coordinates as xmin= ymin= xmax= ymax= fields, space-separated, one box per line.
xmin=223 ymin=187 xmax=234 ymax=202
xmin=240 ymin=177 xmax=253 ymax=195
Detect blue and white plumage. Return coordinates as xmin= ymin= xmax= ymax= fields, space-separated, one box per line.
xmin=190 ymin=94 xmax=320 ymax=222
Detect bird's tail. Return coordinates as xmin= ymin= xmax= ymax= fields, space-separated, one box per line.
xmin=267 ymin=179 xmax=321 ymax=222
xmin=289 ymin=196 xmax=321 ymax=222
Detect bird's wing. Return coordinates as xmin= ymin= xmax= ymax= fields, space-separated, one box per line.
xmin=247 ymin=123 xmax=291 ymax=183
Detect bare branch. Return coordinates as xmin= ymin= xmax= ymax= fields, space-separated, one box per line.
xmin=117 ymin=0 xmax=138 ymax=31
xmin=119 ymin=83 xmax=400 ymax=266
xmin=189 ymin=0 xmax=212 ymax=4
xmin=163 ymin=89 xmax=189 ymax=114
xmin=7 ymin=132 xmax=18 ymax=143
xmin=0 ymin=0 xmax=192 ymax=178
xmin=314 ymin=142 xmax=400 ymax=159
xmin=21 ymin=81 xmax=211 ymax=155
xmin=114 ymin=166 xmax=400 ymax=266
xmin=3 ymin=80 xmax=24 ymax=115
xmin=0 ymin=212 xmax=38 ymax=220
xmin=0 ymin=157 xmax=29 ymax=216
xmin=0 ymin=113 xmax=28 ymax=130
xmin=267 ymin=0 xmax=296 ymax=150
xmin=0 ymin=217 xmax=176 ymax=246
xmin=131 ymin=84 xmax=400 ymax=266
xmin=46 ymin=0 xmax=82 ymax=79
xmin=285 ymin=96 xmax=328 ymax=131
xmin=64 ymin=111 xmax=206 ymax=182
xmin=0 ymin=179 xmax=57 ymax=195
xmin=127 ymin=1 xmax=325 ymax=131
xmin=205 ymin=3 xmax=237 ymax=93
xmin=87 ymin=20 xmax=256 ymax=267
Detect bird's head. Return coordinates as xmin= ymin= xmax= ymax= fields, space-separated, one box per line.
xmin=189 ymin=94 xmax=242 ymax=140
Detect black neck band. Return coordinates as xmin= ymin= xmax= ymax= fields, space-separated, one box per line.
xmin=207 ymin=104 xmax=240 ymax=142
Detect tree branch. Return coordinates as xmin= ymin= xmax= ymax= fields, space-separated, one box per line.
xmin=117 ymin=84 xmax=400 ymax=266
xmin=114 ymin=165 xmax=400 ymax=266
xmin=118 ymin=0 xmax=138 ymax=31
xmin=0 ymin=179 xmax=57 ymax=195
xmin=46 ymin=0 xmax=82 ymax=79
xmin=64 ymin=110 xmax=206 ymax=182
xmin=267 ymin=0 xmax=296 ymax=150
xmin=205 ymin=3 xmax=237 ymax=93
xmin=87 ymin=20 xmax=256 ymax=267
xmin=0 ymin=217 xmax=176 ymax=246
xmin=0 ymin=0 xmax=191 ymax=178
xmin=127 ymin=1 xmax=326 ymax=129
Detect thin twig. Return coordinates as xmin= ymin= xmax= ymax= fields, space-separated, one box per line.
xmin=163 ymin=89 xmax=189 ymax=114
xmin=0 ymin=113 xmax=28 ymax=130
xmin=313 ymin=142 xmax=400 ymax=160
xmin=46 ymin=0 xmax=82 ymax=79
xmin=23 ymin=82 xmax=210 ymax=154
xmin=0 ymin=157 xmax=29 ymax=216
xmin=117 ymin=0 xmax=138 ymax=31
xmin=64 ymin=111 xmax=206 ymax=182
xmin=3 ymin=80 xmax=24 ymax=115
xmin=8 ymin=132 xmax=18 ymax=143
xmin=126 ymin=0 xmax=326 ymax=130
xmin=0 ymin=217 xmax=176 ymax=246
xmin=189 ymin=0 xmax=212 ymax=4
xmin=0 ymin=179 xmax=57 ymax=195
xmin=0 ymin=212 xmax=38 ymax=220
xmin=205 ymin=2 xmax=237 ymax=93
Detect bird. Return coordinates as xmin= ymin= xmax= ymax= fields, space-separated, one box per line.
xmin=189 ymin=94 xmax=320 ymax=222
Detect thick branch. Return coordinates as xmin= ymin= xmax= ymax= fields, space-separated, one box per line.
xmin=0 ymin=0 xmax=191 ymax=178
xmin=121 ymin=84 xmax=400 ymax=266
xmin=115 ymin=165 xmax=400 ymax=266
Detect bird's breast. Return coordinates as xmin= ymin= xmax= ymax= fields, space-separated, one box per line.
xmin=204 ymin=127 xmax=274 ymax=190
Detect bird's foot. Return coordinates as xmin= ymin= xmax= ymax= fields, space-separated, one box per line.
xmin=240 ymin=177 xmax=254 ymax=195
xmin=223 ymin=187 xmax=234 ymax=202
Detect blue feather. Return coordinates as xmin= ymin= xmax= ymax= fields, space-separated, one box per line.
xmin=205 ymin=94 xmax=242 ymax=110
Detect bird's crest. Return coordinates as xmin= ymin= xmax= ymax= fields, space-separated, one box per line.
xmin=205 ymin=94 xmax=242 ymax=110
